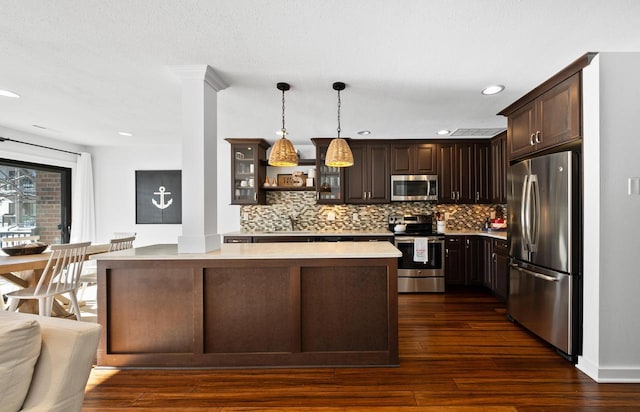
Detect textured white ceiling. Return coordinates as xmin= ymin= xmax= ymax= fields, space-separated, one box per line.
xmin=1 ymin=0 xmax=640 ymax=147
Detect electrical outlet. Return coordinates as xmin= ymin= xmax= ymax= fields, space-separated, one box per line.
xmin=242 ymin=212 xmax=249 ymax=221
xmin=327 ymin=211 xmax=336 ymax=221
xmin=444 ymin=212 xmax=451 ymax=221
xmin=352 ymin=213 xmax=359 ymax=221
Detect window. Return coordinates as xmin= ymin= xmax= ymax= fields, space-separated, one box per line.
xmin=0 ymin=159 xmax=72 ymax=244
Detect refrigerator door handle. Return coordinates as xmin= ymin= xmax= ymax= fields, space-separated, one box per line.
xmin=509 ymin=263 xmax=559 ymax=282
xmin=521 ymin=175 xmax=531 ymax=252
xmin=529 ymin=174 xmax=539 ymax=253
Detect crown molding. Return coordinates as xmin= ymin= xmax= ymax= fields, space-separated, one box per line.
xmin=168 ymin=65 xmax=229 ymax=92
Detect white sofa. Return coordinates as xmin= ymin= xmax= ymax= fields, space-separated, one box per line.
xmin=0 ymin=311 xmax=101 ymax=412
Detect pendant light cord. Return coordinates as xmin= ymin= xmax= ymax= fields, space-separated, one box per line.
xmin=281 ymin=89 xmax=286 ymax=136
xmin=336 ymin=89 xmax=341 ymax=138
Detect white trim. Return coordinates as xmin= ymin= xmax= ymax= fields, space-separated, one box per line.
xmin=168 ymin=64 xmax=229 ymax=92
xmin=577 ymin=358 xmax=640 ymax=383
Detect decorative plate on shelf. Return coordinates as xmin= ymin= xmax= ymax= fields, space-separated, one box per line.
xmin=2 ymin=242 xmax=48 ymax=256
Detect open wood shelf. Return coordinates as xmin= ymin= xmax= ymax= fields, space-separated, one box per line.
xmin=263 ymin=186 xmax=315 ymax=191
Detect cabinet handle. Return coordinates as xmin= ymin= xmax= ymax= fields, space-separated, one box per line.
xmin=254 ymin=192 xmax=257 ymax=201
xmin=451 ymin=191 xmax=455 ymax=200
xmin=445 ymin=248 xmax=449 ymax=258
xmin=492 ymin=252 xmax=497 ymax=262
xmin=457 ymin=191 xmax=460 ymax=200
xmin=530 ymin=133 xmax=536 ymax=146
xmin=476 ymin=191 xmax=479 ymax=201
xmin=535 ymin=131 xmax=542 ymax=144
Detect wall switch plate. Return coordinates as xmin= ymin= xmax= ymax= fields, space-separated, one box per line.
xmin=327 ymin=211 xmax=336 ymax=221
xmin=242 ymin=212 xmax=249 ymax=221
xmin=444 ymin=212 xmax=451 ymax=221
xmin=629 ymin=177 xmax=640 ymax=195
xmin=352 ymin=213 xmax=359 ymax=221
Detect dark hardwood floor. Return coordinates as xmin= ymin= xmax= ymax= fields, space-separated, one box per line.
xmin=83 ymin=289 xmax=640 ymax=411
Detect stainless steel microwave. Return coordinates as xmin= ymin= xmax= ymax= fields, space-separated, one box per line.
xmin=391 ymin=175 xmax=438 ymax=201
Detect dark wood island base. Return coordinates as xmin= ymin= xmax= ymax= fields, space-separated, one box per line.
xmin=96 ymin=243 xmax=400 ymax=368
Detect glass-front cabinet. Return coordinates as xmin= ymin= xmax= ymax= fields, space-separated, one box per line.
xmin=226 ymin=138 xmax=270 ymax=205
xmin=312 ymin=138 xmax=345 ymax=204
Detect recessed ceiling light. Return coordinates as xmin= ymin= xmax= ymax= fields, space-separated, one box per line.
xmin=0 ymin=89 xmax=20 ymax=98
xmin=118 ymin=131 xmax=134 ymax=137
xmin=357 ymin=130 xmax=371 ymax=135
xmin=481 ymin=85 xmax=505 ymax=95
xmin=437 ymin=129 xmax=451 ymax=136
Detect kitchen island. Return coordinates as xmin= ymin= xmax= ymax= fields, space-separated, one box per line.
xmin=96 ymin=242 xmax=401 ymax=368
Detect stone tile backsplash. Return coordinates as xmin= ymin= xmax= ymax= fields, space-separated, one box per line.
xmin=240 ymin=191 xmax=507 ymax=232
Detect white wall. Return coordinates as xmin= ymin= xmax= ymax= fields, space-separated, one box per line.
xmin=579 ymin=52 xmax=640 ymax=382
xmin=90 ymin=144 xmax=182 ymax=246
xmin=0 ymin=126 xmax=82 ymax=169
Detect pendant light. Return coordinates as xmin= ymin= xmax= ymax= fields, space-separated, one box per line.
xmin=268 ymin=82 xmax=298 ymax=166
xmin=325 ymin=82 xmax=354 ymax=167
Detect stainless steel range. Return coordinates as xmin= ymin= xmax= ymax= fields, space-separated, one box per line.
xmin=388 ymin=214 xmax=445 ymax=293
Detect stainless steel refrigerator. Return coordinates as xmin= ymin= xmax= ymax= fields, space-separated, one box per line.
xmin=507 ymin=150 xmax=581 ymax=359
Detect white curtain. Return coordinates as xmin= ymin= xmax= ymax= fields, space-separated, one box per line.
xmin=70 ymin=152 xmax=96 ymax=243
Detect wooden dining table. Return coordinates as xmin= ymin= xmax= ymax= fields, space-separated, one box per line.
xmin=0 ymin=243 xmax=110 ymax=316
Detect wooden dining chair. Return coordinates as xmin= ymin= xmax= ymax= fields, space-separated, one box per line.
xmin=78 ymin=236 xmax=135 ymax=299
xmin=4 ymin=241 xmax=91 ymax=320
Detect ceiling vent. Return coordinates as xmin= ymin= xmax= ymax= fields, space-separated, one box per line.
xmin=450 ymin=128 xmax=505 ymax=138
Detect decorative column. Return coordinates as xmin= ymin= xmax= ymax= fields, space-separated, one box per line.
xmin=170 ymin=65 xmax=228 ymax=253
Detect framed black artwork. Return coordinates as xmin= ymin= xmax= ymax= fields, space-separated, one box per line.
xmin=135 ymin=170 xmax=182 ymax=224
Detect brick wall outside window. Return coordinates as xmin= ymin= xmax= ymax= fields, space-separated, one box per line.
xmin=35 ymin=172 xmax=61 ymax=245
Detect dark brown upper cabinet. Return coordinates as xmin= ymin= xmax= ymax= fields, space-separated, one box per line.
xmin=504 ymin=72 xmax=582 ymax=161
xmin=346 ymin=141 xmax=390 ymax=204
xmin=491 ymin=131 xmax=507 ymax=204
xmin=390 ymin=143 xmax=437 ymax=175
xmin=438 ymin=141 xmax=491 ymax=204
xmin=474 ymin=142 xmax=492 ymax=204
xmin=226 ymin=138 xmax=270 ymax=205
xmin=438 ymin=142 xmax=473 ymax=204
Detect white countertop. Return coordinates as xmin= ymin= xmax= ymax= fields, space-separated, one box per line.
xmin=224 ymin=230 xmax=393 ymax=237
xmin=95 ymin=242 xmax=402 ymax=261
xmin=443 ymin=230 xmax=507 ymax=240
xmin=224 ymin=229 xmax=507 ymax=240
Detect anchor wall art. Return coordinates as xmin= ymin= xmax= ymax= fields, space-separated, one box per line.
xmin=135 ymin=170 xmax=182 ymax=224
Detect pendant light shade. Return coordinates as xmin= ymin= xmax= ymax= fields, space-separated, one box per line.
xmin=325 ymin=82 xmax=354 ymax=167
xmin=268 ymin=82 xmax=298 ymax=166
xmin=325 ymin=138 xmax=354 ymax=167
xmin=269 ymin=136 xmax=298 ymax=166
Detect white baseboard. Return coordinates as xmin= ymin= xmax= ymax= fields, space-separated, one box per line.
xmin=577 ymin=356 xmax=640 ymax=383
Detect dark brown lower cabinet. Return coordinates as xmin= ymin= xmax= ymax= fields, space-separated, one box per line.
xmin=445 ymin=236 xmax=465 ymax=285
xmin=223 ymin=236 xmax=252 ymax=243
xmin=446 ymin=235 xmax=504 ymax=295
xmin=224 ymin=235 xmax=394 ymax=243
xmin=483 ymin=237 xmax=508 ymax=301
xmin=464 ymin=236 xmax=485 ymax=285
xmin=252 ymin=236 xmax=314 ymax=242
xmin=97 ymin=254 xmax=398 ymax=368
